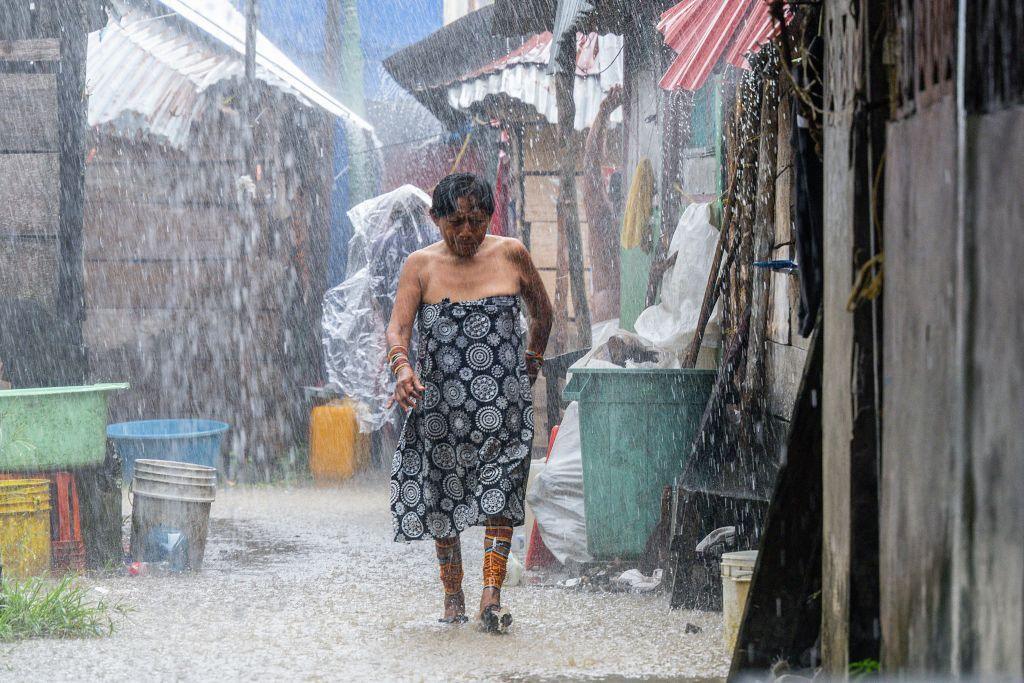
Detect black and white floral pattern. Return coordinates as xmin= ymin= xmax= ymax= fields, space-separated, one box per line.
xmin=391 ymin=295 xmax=532 ymax=541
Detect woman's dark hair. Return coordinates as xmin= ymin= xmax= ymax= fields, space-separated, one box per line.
xmin=431 ymin=173 xmax=494 ymax=218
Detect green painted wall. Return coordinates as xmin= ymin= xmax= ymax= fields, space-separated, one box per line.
xmin=619 ymin=207 xmax=661 ymax=332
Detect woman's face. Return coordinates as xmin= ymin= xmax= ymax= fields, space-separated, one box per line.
xmin=433 ymin=196 xmax=490 ymax=258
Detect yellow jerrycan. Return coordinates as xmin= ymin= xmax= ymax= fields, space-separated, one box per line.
xmin=309 ymin=399 xmax=366 ymax=482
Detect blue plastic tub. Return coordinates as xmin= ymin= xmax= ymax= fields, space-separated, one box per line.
xmin=106 ymin=419 xmax=229 ymax=481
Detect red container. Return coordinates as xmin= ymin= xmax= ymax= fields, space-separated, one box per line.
xmin=0 ymin=471 xmax=86 ymax=571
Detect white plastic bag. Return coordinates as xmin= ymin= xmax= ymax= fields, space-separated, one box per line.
xmin=526 ymin=402 xmax=592 ymax=564
xmin=634 ymin=201 xmax=721 ymax=355
xmin=321 ymin=185 xmax=439 ymax=431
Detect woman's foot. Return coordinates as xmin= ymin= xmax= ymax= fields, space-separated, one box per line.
xmin=479 ymin=587 xmax=512 ymax=633
xmin=440 ymin=590 xmax=468 ymax=624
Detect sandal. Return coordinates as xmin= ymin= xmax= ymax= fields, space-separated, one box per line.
xmin=480 ymin=604 xmax=513 ymax=633
xmin=439 ymin=591 xmax=469 ymax=624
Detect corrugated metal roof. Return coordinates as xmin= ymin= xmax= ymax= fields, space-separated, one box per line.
xmin=547 ymin=0 xmax=593 ymax=70
xmin=723 ymin=1 xmax=791 ymax=68
xmin=657 ymin=0 xmax=791 ymax=91
xmin=88 ymin=0 xmax=372 ymax=148
xmin=382 ymin=4 xmax=523 ymax=129
xmin=445 ymin=32 xmax=623 ymax=130
xmin=658 ymin=0 xmax=750 ymax=92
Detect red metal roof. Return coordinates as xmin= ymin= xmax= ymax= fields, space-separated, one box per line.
xmin=658 ymin=0 xmax=791 ymax=91
xmin=723 ymin=1 xmax=792 ymax=68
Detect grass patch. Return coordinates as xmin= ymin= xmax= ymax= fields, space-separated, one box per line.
xmin=0 ymin=576 xmax=125 ymax=641
xmin=850 ymin=658 xmax=881 ymax=678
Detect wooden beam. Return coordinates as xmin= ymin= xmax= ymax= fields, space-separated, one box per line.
xmin=0 ymin=39 xmax=60 ymax=62
xmin=740 ymin=51 xmax=781 ymax=458
xmin=730 ymin=326 xmax=823 ymax=674
xmin=56 ymin=4 xmax=88 ymax=383
xmin=555 ymin=37 xmax=592 ymax=348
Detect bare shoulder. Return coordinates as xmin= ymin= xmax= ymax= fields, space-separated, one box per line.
xmin=407 ymin=242 xmax=444 ymax=266
xmin=497 ymin=236 xmax=532 ymax=264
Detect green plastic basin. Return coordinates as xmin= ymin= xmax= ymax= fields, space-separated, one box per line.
xmin=563 ymin=367 xmax=715 ymax=559
xmin=0 ymin=383 xmax=129 ymax=471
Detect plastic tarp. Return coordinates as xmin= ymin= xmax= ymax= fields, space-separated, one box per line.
xmin=322 ymin=185 xmax=439 ymax=432
xmin=634 ymin=201 xmax=721 ymax=357
xmin=526 ymin=402 xmax=592 ymax=564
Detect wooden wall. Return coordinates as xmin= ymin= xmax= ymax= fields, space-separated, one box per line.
xmin=961 ymin=106 xmax=1024 ymax=675
xmin=881 ymin=1 xmax=1024 ymax=672
xmin=764 ymin=94 xmax=811 ymax=431
xmin=821 ymin=0 xmax=887 ymax=671
xmin=520 ymin=125 xmax=598 ymax=333
xmin=0 ymin=1 xmax=98 ymax=388
xmin=515 ymin=123 xmax=599 ymax=454
xmin=881 ymin=94 xmax=959 ymax=672
xmin=84 ymin=92 xmax=333 ymax=470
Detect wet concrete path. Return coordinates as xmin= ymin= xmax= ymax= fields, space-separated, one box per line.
xmin=0 ymin=473 xmax=729 ymax=681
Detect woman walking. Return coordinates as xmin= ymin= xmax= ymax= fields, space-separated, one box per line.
xmin=385 ymin=173 xmax=553 ymax=631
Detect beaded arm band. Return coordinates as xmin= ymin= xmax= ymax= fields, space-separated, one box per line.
xmin=388 ymin=345 xmax=411 ymax=376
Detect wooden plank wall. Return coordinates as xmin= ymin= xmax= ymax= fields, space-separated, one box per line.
xmin=881 ymin=95 xmax=959 ymax=672
xmin=882 ymin=60 xmax=1024 ymax=680
xmin=964 ymin=107 xmax=1024 ymax=677
xmin=765 ymin=92 xmax=810 ymax=430
xmin=83 ymin=98 xmax=330 ymax=466
xmin=0 ymin=5 xmax=88 ymax=388
xmin=84 ymin=138 xmax=244 ymax=432
xmin=519 ymin=124 xmax=594 ymax=455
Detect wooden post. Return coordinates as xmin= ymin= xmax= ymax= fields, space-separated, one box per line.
xmin=55 ymin=0 xmax=88 ymax=384
xmin=740 ymin=50 xmax=780 ymax=457
xmin=554 ymin=36 xmax=592 ymax=348
xmin=243 ymin=0 xmax=258 ymax=176
xmin=515 ymin=124 xmax=529 ymax=249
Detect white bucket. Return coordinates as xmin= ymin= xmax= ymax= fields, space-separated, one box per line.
xmin=721 ymin=550 xmax=758 ymax=652
xmin=131 ymin=459 xmax=218 ymax=570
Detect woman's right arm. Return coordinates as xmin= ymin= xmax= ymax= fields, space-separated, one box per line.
xmin=386 ymin=252 xmax=426 ymax=410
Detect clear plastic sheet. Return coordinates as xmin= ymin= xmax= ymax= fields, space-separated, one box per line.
xmin=634 ymin=201 xmax=721 ymax=357
xmin=526 ymin=401 xmax=593 ymax=564
xmin=322 ymin=185 xmax=439 ymax=431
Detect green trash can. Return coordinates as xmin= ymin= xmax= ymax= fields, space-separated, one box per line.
xmin=563 ymin=367 xmax=715 ymax=558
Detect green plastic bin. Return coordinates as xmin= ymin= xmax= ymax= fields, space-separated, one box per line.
xmin=0 ymin=384 xmax=128 ymax=471
xmin=563 ymin=367 xmax=715 ymax=558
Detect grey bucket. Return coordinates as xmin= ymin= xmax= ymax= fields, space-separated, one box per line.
xmin=130 ymin=459 xmax=217 ymax=571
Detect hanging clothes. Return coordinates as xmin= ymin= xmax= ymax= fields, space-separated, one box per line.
xmin=621 ymin=158 xmax=655 ymax=250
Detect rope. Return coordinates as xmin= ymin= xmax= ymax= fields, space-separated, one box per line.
xmin=846 ymin=251 xmax=884 ymax=311
xmin=449 ymin=129 xmax=474 ymax=174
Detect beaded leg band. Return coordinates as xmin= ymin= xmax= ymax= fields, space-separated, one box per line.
xmin=483 ymin=526 xmax=513 ymax=590
xmin=435 ymin=537 xmax=464 ymax=596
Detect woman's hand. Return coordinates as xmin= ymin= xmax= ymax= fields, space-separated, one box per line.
xmin=387 ymin=365 xmax=425 ymax=410
xmin=526 ymin=357 xmax=543 ymax=386
xmin=601 ymin=84 xmax=624 ymax=112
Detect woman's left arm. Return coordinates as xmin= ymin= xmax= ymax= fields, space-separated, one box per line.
xmin=509 ymin=240 xmax=553 ymax=381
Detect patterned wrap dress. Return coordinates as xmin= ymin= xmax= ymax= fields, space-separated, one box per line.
xmin=391 ymin=295 xmax=534 ymax=541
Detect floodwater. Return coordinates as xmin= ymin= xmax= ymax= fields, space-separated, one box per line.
xmin=0 ymin=473 xmax=728 ymax=681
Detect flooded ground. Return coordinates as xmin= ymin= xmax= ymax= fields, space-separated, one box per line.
xmin=0 ymin=473 xmax=729 ymax=681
